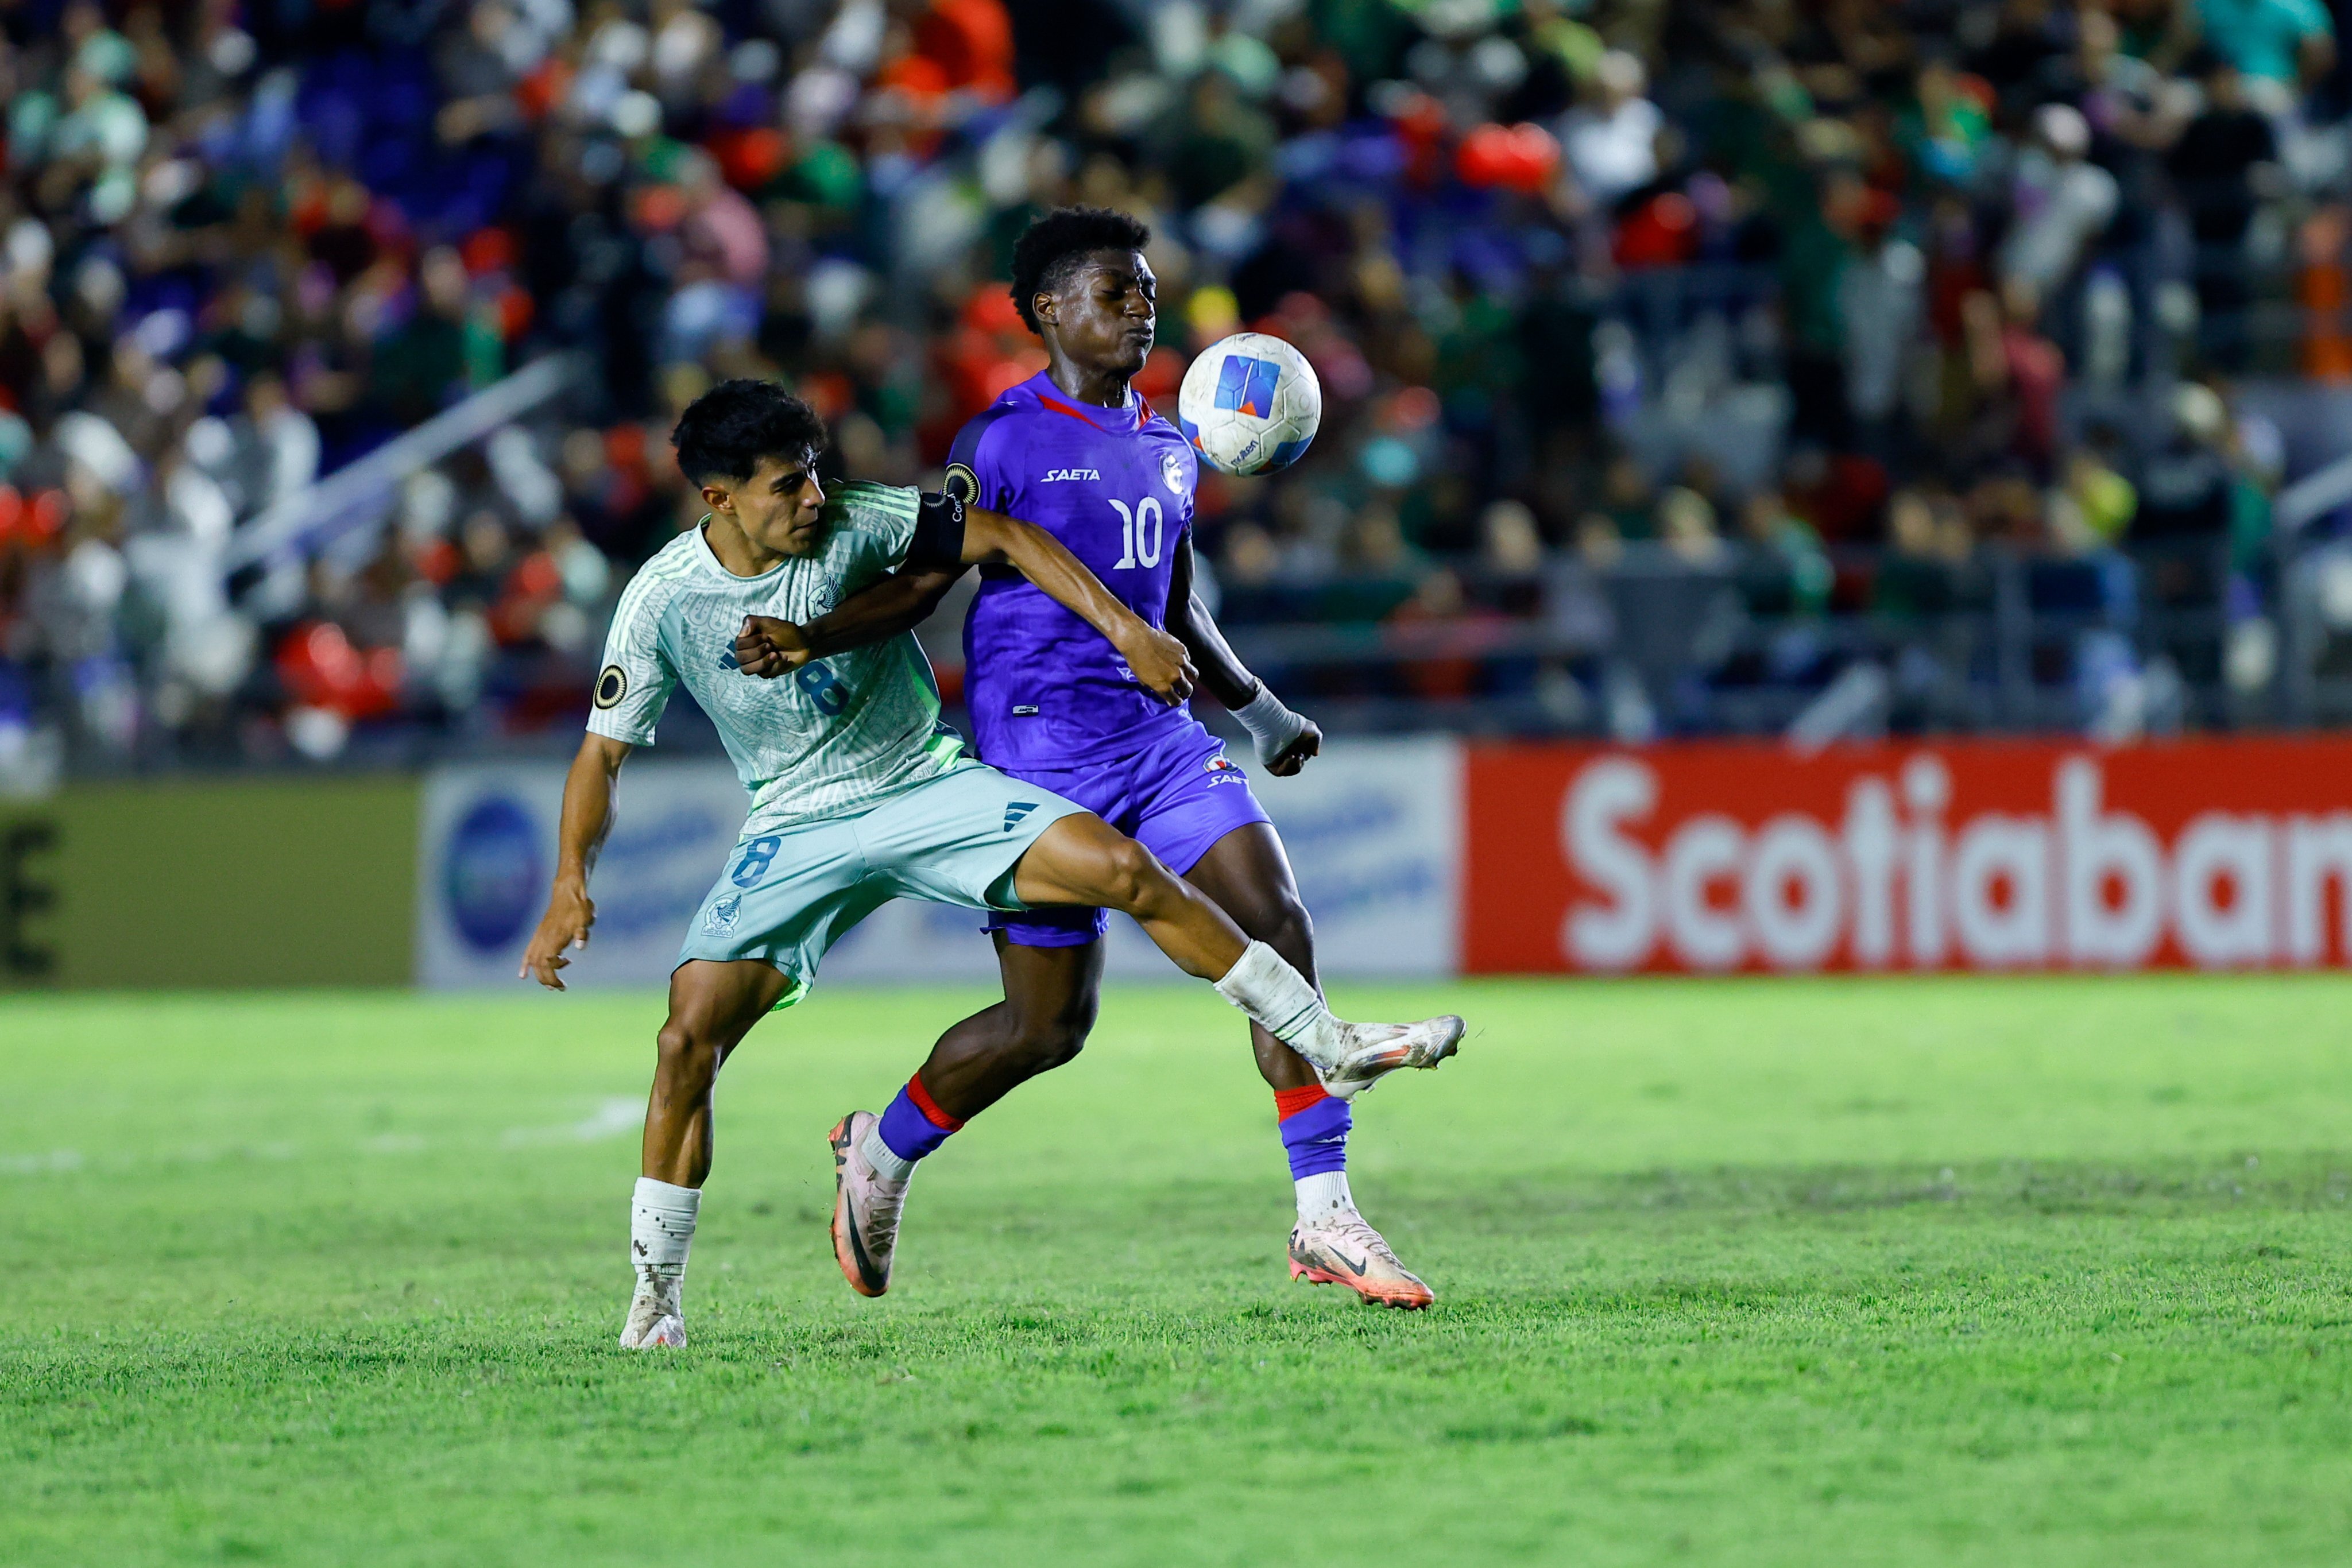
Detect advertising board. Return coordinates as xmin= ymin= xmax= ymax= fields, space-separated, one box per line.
xmin=2 ymin=776 xmax=415 ymax=990
xmin=417 ymin=759 xmax=748 ymax=990
xmin=1464 ymin=738 xmax=2352 ymax=974
xmin=416 ymin=737 xmax=1460 ymax=989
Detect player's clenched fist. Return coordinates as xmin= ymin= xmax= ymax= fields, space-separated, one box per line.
xmin=520 ymin=878 xmax=597 ymax=990
xmin=1117 ymin=625 xmax=1197 ymax=704
xmin=735 ymin=615 xmax=813 ymax=677
xmin=1263 ymin=717 xmax=1322 ymax=776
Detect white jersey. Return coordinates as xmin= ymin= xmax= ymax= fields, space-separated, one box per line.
xmin=587 ymin=482 xmax=970 ymax=835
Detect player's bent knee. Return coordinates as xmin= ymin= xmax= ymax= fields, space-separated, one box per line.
xmin=653 ymin=1023 xmax=721 ymax=1090
xmin=1012 ymin=1023 xmax=1088 ymax=1073
xmin=1005 ymin=999 xmax=1098 ymax=1073
xmin=1093 ymin=835 xmax=1163 ymax=914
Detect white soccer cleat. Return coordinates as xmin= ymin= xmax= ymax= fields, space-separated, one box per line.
xmin=1289 ymin=1210 xmax=1434 ymax=1310
xmin=829 ymin=1110 xmax=908 ymax=1298
xmin=1317 ymin=1014 xmax=1465 ymax=1099
xmin=618 ymin=1281 xmax=686 ymax=1349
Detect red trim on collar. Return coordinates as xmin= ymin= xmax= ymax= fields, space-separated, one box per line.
xmin=1036 ymin=394 xmax=1102 ymax=428
xmin=1037 ymin=391 xmax=1155 ymax=431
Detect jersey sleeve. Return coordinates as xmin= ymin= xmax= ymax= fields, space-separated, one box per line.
xmin=821 ymin=481 xmax=933 ymax=591
xmin=943 ymin=405 xmax=1019 ymax=512
xmin=585 ymin=572 xmax=678 ymax=746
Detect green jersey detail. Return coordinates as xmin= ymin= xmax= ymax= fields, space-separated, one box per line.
xmin=587 ymin=481 xmax=975 ymax=834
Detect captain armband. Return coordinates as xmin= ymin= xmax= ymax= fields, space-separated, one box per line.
xmin=906 ymin=490 xmax=968 ymax=570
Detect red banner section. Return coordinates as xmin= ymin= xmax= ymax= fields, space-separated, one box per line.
xmin=1464 ymin=738 xmax=2352 ymax=973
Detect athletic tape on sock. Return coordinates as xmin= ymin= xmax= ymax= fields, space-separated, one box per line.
xmin=630 ymin=1177 xmax=699 ymax=1279
xmin=1214 ymin=941 xmax=1330 ymax=1051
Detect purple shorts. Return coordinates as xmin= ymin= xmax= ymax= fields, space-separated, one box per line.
xmin=985 ymin=721 xmax=1271 ymax=947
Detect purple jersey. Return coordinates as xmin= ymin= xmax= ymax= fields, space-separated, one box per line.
xmin=944 ymin=370 xmax=1200 ymax=769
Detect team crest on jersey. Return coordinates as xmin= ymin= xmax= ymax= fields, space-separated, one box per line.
xmin=594 ymin=664 xmax=628 ymax=708
xmin=1043 ymin=467 xmax=1101 ymax=482
xmin=703 ymin=895 xmax=741 ymax=935
xmin=1162 ymin=450 xmax=1187 ymax=495
xmin=943 ymin=462 xmax=980 ymax=506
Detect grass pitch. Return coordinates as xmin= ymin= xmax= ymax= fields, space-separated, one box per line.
xmin=4 ymin=977 xmax=2351 ymax=1566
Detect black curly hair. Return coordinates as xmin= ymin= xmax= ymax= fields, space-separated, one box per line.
xmin=670 ymin=378 xmax=827 ymax=486
xmin=1008 ymin=206 xmax=1152 ymax=335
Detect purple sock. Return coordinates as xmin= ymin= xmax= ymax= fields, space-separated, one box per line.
xmin=876 ymin=1076 xmax=962 ymax=1163
xmin=1276 ymin=1090 xmax=1351 ymax=1179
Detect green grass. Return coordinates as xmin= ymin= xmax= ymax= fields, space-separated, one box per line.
xmin=4 ymin=978 xmax=2351 ymax=1566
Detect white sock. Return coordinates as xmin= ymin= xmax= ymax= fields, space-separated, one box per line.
xmin=858 ymin=1125 xmax=916 ymax=1184
xmin=630 ymin=1177 xmax=699 ymax=1300
xmin=1297 ymin=1171 xmax=1355 ymax=1226
xmin=1213 ymin=940 xmax=1340 ymax=1071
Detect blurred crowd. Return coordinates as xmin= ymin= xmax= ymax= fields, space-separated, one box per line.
xmin=4 ymin=0 xmax=2352 ymax=779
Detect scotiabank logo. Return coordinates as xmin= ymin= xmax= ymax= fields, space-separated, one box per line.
xmin=1463 ymin=739 xmax=2352 ymax=974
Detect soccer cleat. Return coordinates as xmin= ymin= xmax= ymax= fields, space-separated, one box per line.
xmin=1317 ymin=1014 xmax=1465 ymax=1099
xmin=1289 ymin=1211 xmax=1434 ymax=1310
xmin=829 ymin=1111 xmax=908 ymax=1298
xmin=618 ymin=1281 xmax=686 ymax=1349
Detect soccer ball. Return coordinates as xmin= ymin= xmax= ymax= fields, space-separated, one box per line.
xmin=1177 ymin=332 xmax=1322 ymax=477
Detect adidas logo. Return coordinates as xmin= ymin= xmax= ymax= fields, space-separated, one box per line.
xmin=717 ymin=647 xmax=740 ymax=671
xmin=1003 ymin=802 xmax=1039 ymax=832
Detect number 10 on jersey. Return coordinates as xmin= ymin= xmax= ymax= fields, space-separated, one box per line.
xmin=1108 ymin=497 xmax=1164 ymax=570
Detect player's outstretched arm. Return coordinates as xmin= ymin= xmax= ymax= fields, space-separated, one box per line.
xmin=1165 ymin=532 xmax=1320 ymax=775
xmin=961 ymin=504 xmax=1198 ymax=703
xmin=521 ymin=732 xmax=633 ymax=990
xmin=734 ymin=568 xmax=964 ymax=677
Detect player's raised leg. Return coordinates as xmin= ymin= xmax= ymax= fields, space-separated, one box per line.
xmin=1180 ymin=826 xmax=1320 ymax=1093
xmin=1011 ymin=812 xmax=1464 ymax=1078
xmin=621 ymin=958 xmax=792 ymax=1348
xmin=1183 ymin=823 xmax=1433 ymax=1308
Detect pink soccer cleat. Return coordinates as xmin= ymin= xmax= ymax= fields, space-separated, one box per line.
xmin=1318 ymin=1014 xmax=1464 ymax=1100
xmin=829 ymin=1111 xmax=908 ymax=1298
xmin=1289 ymin=1211 xmax=1435 ymax=1310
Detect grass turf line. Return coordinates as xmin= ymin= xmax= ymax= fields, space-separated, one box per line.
xmin=3 ymin=977 xmax=2350 ymax=1566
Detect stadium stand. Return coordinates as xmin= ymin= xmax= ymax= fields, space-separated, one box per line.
xmin=7 ymin=0 xmax=2352 ymax=782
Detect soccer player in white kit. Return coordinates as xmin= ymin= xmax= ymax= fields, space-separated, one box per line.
xmin=519 ymin=380 xmax=1462 ymax=1348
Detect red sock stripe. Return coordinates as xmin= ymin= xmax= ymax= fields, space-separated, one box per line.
xmin=1272 ymin=1084 xmax=1330 ymax=1121
xmin=904 ymin=1074 xmax=965 ymax=1132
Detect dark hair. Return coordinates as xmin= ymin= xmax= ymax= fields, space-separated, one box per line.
xmin=1009 ymin=206 xmax=1151 ymax=334
xmin=670 ymin=378 xmax=827 ymax=486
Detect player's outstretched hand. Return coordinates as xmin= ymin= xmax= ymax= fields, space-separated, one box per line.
xmin=1120 ymin=626 xmax=1197 ymax=704
xmin=1264 ymin=717 xmax=1322 ymax=776
xmin=521 ymin=879 xmax=596 ymax=990
xmin=736 ymin=615 xmax=814 ymax=677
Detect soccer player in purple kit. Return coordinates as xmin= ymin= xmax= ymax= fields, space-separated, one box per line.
xmin=736 ymin=207 xmax=1454 ymax=1308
